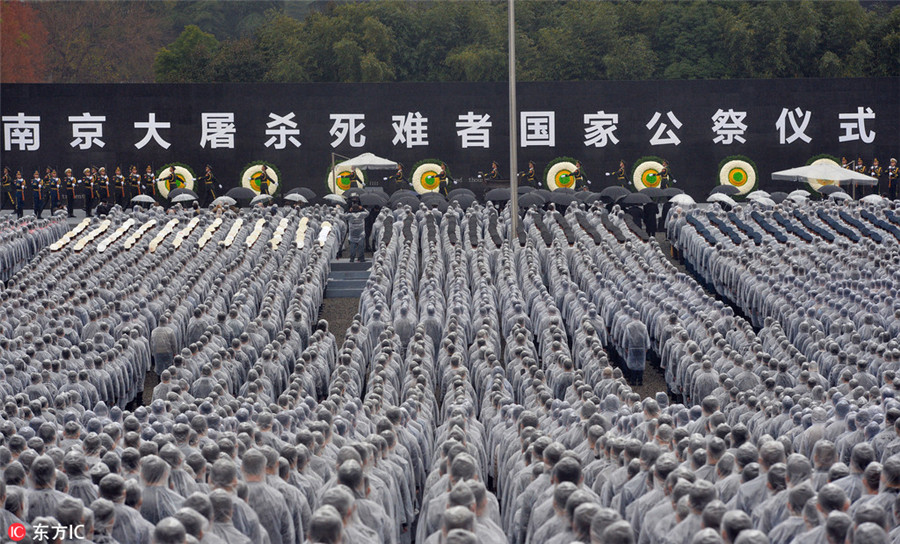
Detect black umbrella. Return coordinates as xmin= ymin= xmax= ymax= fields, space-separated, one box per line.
xmin=344 ymin=187 xmax=365 ymax=199
xmin=390 ymin=189 xmax=419 ymax=204
xmin=518 ymin=192 xmax=547 ymax=208
xmin=555 ymin=187 xmax=576 ymax=194
xmin=770 ymin=191 xmax=789 ymax=204
xmin=638 ymin=187 xmax=665 ymax=199
xmin=818 ymin=184 xmax=844 ymax=195
xmin=448 ymin=188 xmax=476 ymax=200
xmin=662 ymin=187 xmax=684 ymax=197
xmin=360 ymin=192 xmax=388 ymax=207
xmin=535 ymin=189 xmax=553 ymax=201
xmin=618 ymin=192 xmax=653 ymax=206
xmin=599 ymin=186 xmax=631 ymax=200
xmin=486 ymin=188 xmax=511 ymax=202
xmin=422 ymin=198 xmax=449 ymax=212
xmin=550 ymin=191 xmax=577 ymax=206
xmin=391 ymin=195 xmax=420 ymax=209
xmin=226 ymin=187 xmax=257 ymax=207
xmin=586 ymin=194 xmax=604 ymax=205
xmin=710 ymin=185 xmax=741 ymax=196
xmin=449 ymin=193 xmax=476 ymax=209
xmin=168 ymin=188 xmax=198 ymax=201
xmin=574 ymin=191 xmax=595 ymax=202
xmin=518 ymin=186 xmax=535 ymax=194
xmin=287 ymin=187 xmax=317 ymax=201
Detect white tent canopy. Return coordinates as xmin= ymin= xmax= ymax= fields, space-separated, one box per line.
xmin=335 ymin=152 xmax=399 ymax=170
xmin=771 ymin=163 xmax=878 ymax=186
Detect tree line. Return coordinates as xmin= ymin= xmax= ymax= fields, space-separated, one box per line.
xmin=2 ymin=0 xmax=898 ymax=84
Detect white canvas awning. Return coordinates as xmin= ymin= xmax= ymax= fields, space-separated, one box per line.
xmin=771 ymin=163 xmax=878 ymax=186
xmin=335 ymin=152 xmax=398 ymax=170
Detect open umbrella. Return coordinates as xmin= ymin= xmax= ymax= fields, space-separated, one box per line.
xmin=753 ymin=197 xmax=777 ymax=207
xmin=344 ymin=187 xmax=365 ymax=199
xmin=619 ymin=193 xmax=653 ymax=206
xmin=422 ymin=198 xmax=449 ymax=212
xmin=284 ymin=193 xmax=308 ymax=204
xmin=574 ymin=191 xmax=595 ymax=202
xmin=829 ymin=191 xmax=852 ymax=201
xmin=788 ymin=190 xmax=810 ymax=199
xmin=251 ymin=194 xmax=273 ymax=205
xmin=360 ymin=192 xmax=388 ymax=207
xmin=518 ymin=192 xmax=547 ymax=208
xmin=550 ymin=191 xmax=577 ymax=206
xmin=392 ymin=195 xmax=420 ymax=209
xmin=211 ymin=196 xmax=237 ymax=207
xmin=226 ymin=187 xmax=257 ymax=207
xmin=486 ymin=188 xmax=511 ymax=202
xmin=861 ymin=194 xmax=886 ymax=205
xmin=710 ymin=185 xmax=741 ymax=196
xmin=585 ymin=194 xmax=604 ymax=205
xmin=171 ymin=193 xmax=197 ymax=204
xmin=638 ymin=187 xmax=665 ymax=199
xmin=131 ymin=195 xmax=155 ymax=204
xmin=818 ymin=185 xmax=845 ymax=196
xmin=518 ymin=186 xmax=535 ymax=194
xmin=390 ymin=189 xmax=419 ymax=204
xmin=747 ymin=191 xmax=771 ymax=201
xmin=323 ymin=194 xmax=347 ymax=205
xmin=555 ymin=187 xmax=576 ymax=194
xmin=448 ymin=188 xmax=476 ymax=200
xmin=449 ymin=193 xmax=476 ymax=209
xmin=708 ymin=193 xmax=737 ymax=208
xmin=670 ymin=194 xmax=696 ymax=206
xmin=168 ymin=188 xmax=198 ymax=201
xmin=769 ymin=192 xmax=789 ymax=204
xmin=661 ymin=187 xmax=684 ymax=197
xmin=287 ymin=187 xmax=316 ymax=201
xmin=599 ymin=186 xmax=631 ymax=201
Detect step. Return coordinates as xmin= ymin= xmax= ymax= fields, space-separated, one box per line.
xmin=325 ymin=288 xmax=365 ymax=299
xmin=328 ymin=270 xmax=372 ymax=281
xmin=330 ymin=261 xmax=372 ymax=272
xmin=327 ymin=278 xmax=368 ymax=290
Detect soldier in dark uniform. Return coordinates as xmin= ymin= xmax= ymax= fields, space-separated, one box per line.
xmin=572 ymin=161 xmax=588 ymax=191
xmin=486 ymin=160 xmax=500 ymax=181
xmin=31 ymin=170 xmax=44 ymax=218
xmin=855 ymin=157 xmax=868 ymax=197
xmin=201 ymin=165 xmax=220 ymax=207
xmin=258 ymin=165 xmax=271 ymax=195
xmin=438 ymin=163 xmax=449 ymax=196
xmin=393 ymin=163 xmax=405 ymax=189
xmin=128 ymin=165 xmax=141 ymax=201
xmin=519 ymin=161 xmax=536 ymax=187
xmin=869 ymin=158 xmax=883 ymax=196
xmin=64 ymin=168 xmax=78 ymax=217
xmin=113 ymin=166 xmax=126 ymax=207
xmin=82 ymin=168 xmax=96 ymax=217
xmin=1 ymin=167 xmax=11 ymax=211
xmin=345 ymin=168 xmax=360 ymax=189
xmin=143 ymin=165 xmax=156 ymax=198
xmin=13 ymin=171 xmax=26 ymax=218
xmin=659 ymin=160 xmax=671 ymax=188
xmin=97 ymin=167 xmax=111 ymax=205
xmin=888 ymin=158 xmax=899 ymax=200
xmin=842 ymin=156 xmax=851 ymax=170
xmin=48 ymin=169 xmax=62 ymax=213
xmin=615 ymin=160 xmax=628 ymax=187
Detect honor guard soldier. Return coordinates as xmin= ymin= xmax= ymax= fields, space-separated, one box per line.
xmin=14 ymin=170 xmax=26 ymax=218
xmin=616 ymin=160 xmax=628 ymax=186
xmin=660 ymin=160 xmax=672 ymax=188
xmin=486 ymin=160 xmax=500 ymax=181
xmin=201 ymin=165 xmax=221 ymax=206
xmin=855 ymin=157 xmax=868 ymax=196
xmin=869 ymin=158 xmax=883 ymax=195
xmin=1 ymin=167 xmax=11 ymax=211
xmin=345 ymin=168 xmax=360 ymax=189
xmin=888 ymin=158 xmax=898 ymax=200
xmin=393 ymin=163 xmax=405 ymax=188
xmin=519 ymin=161 xmax=536 ymax=187
xmin=97 ymin=167 xmax=111 ymax=204
xmin=438 ymin=163 xmax=449 ymax=196
xmin=128 ymin=166 xmax=141 ymax=200
xmin=842 ymin=156 xmax=851 ymax=170
xmin=113 ymin=166 xmax=126 ymax=207
xmin=573 ymin=160 xmax=587 ymax=191
xmin=48 ymin=169 xmax=62 ymax=213
xmin=143 ymin=165 xmax=156 ymax=197
xmin=82 ymin=168 xmax=96 ymax=217
xmin=258 ymin=165 xmax=271 ymax=195
xmin=31 ymin=170 xmax=44 ymax=218
xmin=64 ymin=168 xmax=77 ymax=217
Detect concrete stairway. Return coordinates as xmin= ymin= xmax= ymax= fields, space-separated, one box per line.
xmin=325 ymin=260 xmax=371 ymax=298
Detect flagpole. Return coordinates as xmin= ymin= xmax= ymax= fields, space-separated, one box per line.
xmin=508 ymin=0 xmax=519 ymax=244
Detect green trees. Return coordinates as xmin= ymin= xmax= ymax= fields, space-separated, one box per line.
xmin=6 ymin=0 xmax=898 ymax=84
